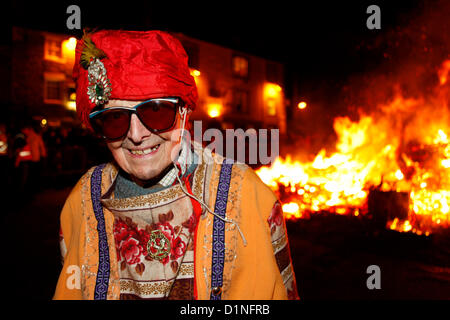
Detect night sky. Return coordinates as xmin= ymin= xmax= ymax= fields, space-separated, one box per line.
xmin=5 ymin=0 xmax=428 ymax=70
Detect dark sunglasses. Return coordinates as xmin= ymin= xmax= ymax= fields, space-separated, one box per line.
xmin=89 ymin=97 xmax=183 ymax=140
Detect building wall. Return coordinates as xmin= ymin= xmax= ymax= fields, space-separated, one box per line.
xmin=11 ymin=27 xmax=45 ymax=109
xmin=0 ymin=27 xmax=12 ymax=109
xmin=10 ymin=27 xmax=76 ymax=122
xmin=174 ymin=33 xmax=286 ymax=134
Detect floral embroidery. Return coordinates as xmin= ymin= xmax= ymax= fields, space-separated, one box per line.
xmin=114 ymin=217 xmax=140 ymax=262
xmin=267 ymin=201 xmax=283 ymax=235
xmin=267 ymin=201 xmax=300 ymax=300
xmin=120 ymin=237 xmax=142 ymax=265
xmin=113 ymin=212 xmax=191 ymax=270
xmin=182 ymin=213 xmax=197 ymax=234
xmin=170 ymin=235 xmax=187 ymax=260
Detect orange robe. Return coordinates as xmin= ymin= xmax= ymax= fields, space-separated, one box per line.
xmin=53 ymin=148 xmax=299 ymax=300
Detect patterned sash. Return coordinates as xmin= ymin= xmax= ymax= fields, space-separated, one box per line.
xmin=90 ymin=163 xmax=110 ymax=300
xmin=210 ymin=159 xmax=234 ymax=300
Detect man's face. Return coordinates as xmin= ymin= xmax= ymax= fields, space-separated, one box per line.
xmin=104 ymin=100 xmax=183 ymax=185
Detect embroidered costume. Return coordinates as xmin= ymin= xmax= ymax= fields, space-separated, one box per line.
xmin=54 ymin=143 xmax=299 ymax=299
xmin=53 ymin=29 xmax=299 ymax=300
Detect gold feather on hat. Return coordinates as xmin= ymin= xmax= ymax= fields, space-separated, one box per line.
xmin=80 ymin=31 xmax=107 ymax=69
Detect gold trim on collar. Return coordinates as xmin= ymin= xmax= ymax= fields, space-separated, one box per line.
xmin=102 ymin=185 xmax=186 ymax=210
xmin=100 ymin=146 xmax=209 ymax=211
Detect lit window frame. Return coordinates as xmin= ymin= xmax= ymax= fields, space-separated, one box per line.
xmin=44 ymin=35 xmax=65 ymax=64
xmin=232 ymin=55 xmax=249 ymax=79
xmin=44 ymin=72 xmax=65 ymax=104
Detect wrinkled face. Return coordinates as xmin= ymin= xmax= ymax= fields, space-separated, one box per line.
xmin=104 ymin=100 xmax=183 ymax=185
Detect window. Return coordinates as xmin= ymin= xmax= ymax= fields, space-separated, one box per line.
xmin=264 ymin=83 xmax=282 ymax=116
xmin=46 ymin=81 xmax=62 ymax=100
xmin=44 ymin=72 xmax=65 ymax=104
xmin=232 ymin=55 xmax=249 ymax=78
xmin=233 ymin=89 xmax=249 ymax=114
xmin=266 ymin=99 xmax=277 ymax=116
xmin=44 ymin=37 xmax=63 ymax=63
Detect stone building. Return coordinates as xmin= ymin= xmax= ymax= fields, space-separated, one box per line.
xmin=174 ymin=32 xmax=287 ymax=135
xmin=6 ymin=27 xmax=77 ymax=127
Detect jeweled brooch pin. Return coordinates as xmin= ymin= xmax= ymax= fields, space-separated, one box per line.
xmin=80 ymin=33 xmax=111 ymax=105
xmin=147 ymin=230 xmax=171 ymax=261
xmin=87 ymin=58 xmax=111 ymax=105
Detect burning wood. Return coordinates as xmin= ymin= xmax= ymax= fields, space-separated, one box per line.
xmin=256 ymin=60 xmax=450 ymax=235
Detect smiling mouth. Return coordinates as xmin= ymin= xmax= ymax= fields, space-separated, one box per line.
xmin=128 ymin=144 xmax=161 ymax=156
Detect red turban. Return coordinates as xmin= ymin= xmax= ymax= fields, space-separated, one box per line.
xmin=73 ymin=30 xmax=198 ymax=129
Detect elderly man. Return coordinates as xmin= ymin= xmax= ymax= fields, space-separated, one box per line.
xmin=53 ymin=30 xmax=298 ymax=300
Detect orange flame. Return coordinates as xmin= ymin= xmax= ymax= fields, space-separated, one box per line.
xmin=256 ymin=79 xmax=450 ymax=235
xmin=438 ymin=60 xmax=450 ymax=85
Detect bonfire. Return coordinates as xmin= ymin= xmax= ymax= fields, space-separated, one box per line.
xmin=256 ymin=60 xmax=450 ymax=236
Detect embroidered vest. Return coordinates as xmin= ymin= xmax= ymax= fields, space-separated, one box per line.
xmin=90 ymin=159 xmax=233 ymax=300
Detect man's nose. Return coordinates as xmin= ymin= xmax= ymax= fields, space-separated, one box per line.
xmin=127 ymin=113 xmax=151 ymax=143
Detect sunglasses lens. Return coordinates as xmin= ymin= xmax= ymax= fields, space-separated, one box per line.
xmin=91 ymin=109 xmax=131 ymax=140
xmin=89 ymin=99 xmax=179 ymax=140
xmin=137 ymin=100 xmax=177 ymax=131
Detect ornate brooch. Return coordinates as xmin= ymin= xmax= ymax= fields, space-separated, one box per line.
xmin=80 ymin=33 xmax=111 ymax=106
xmin=147 ymin=230 xmax=171 ymax=261
xmin=87 ymin=58 xmax=112 ymax=105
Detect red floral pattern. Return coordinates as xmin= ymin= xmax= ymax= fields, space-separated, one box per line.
xmin=170 ymin=235 xmax=187 ymax=260
xmin=59 ymin=227 xmax=64 ymax=242
xmin=267 ymin=201 xmax=300 ymax=300
xmin=114 ymin=217 xmax=140 ymax=262
xmin=120 ymin=237 xmax=142 ymax=265
xmin=113 ymin=212 xmax=191 ymax=269
xmin=267 ymin=201 xmax=284 ymax=233
xmin=182 ymin=214 xmax=197 ymax=233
